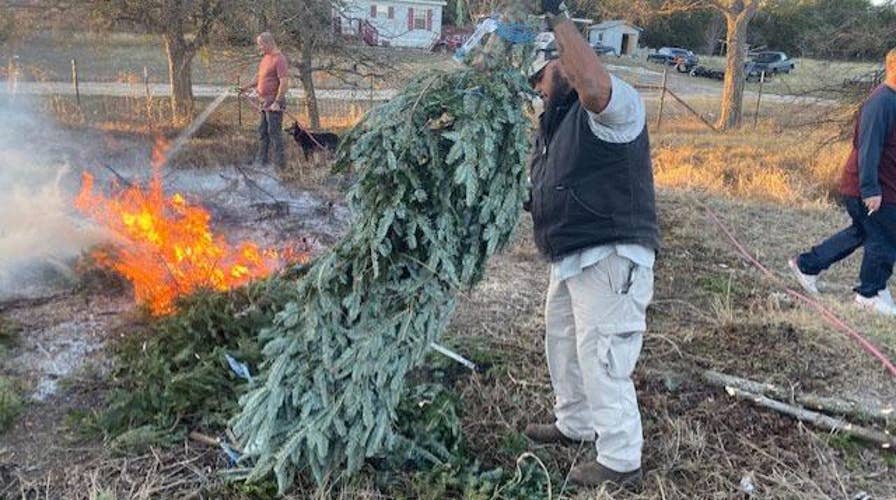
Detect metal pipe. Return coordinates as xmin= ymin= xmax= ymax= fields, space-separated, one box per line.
xmin=429 ymin=342 xmax=477 ymax=372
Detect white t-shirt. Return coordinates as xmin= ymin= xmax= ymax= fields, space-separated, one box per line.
xmin=551 ymin=74 xmax=655 ymax=283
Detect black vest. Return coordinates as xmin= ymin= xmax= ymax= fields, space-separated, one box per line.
xmin=529 ymin=94 xmax=660 ymax=261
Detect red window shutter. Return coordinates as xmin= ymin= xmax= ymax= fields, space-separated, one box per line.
xmin=408 ymin=8 xmax=414 ymax=29
xmin=426 ymin=9 xmax=432 ymax=30
xmin=388 ymin=6 xmax=394 ymax=19
xmin=370 ymin=5 xmax=376 ymax=17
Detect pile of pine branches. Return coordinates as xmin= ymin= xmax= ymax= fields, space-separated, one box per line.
xmin=231 ymin=32 xmax=534 ymax=492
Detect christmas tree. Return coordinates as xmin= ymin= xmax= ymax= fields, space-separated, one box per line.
xmin=232 ymin=14 xmax=536 ymax=493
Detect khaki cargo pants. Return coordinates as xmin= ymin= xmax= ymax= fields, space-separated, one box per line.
xmin=545 ymin=252 xmax=653 ymax=473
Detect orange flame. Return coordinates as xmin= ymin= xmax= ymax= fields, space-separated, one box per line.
xmin=75 ymin=162 xmax=304 ymax=315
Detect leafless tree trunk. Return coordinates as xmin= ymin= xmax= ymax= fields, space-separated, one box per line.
xmin=610 ymin=0 xmax=760 ymax=130
xmin=703 ymin=12 xmax=723 ymax=55
xmin=298 ymin=45 xmax=320 ymax=130
xmin=717 ymin=10 xmax=751 ymax=129
xmin=163 ymin=34 xmax=196 ymax=125
xmin=95 ymin=0 xmax=225 ymax=127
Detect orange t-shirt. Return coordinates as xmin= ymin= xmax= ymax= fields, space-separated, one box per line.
xmin=256 ymin=52 xmax=288 ymax=98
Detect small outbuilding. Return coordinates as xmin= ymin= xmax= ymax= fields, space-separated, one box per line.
xmin=587 ymin=20 xmax=642 ymax=56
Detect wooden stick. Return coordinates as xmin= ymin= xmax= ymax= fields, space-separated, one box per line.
xmin=99 ymin=161 xmax=134 ymax=188
xmin=656 ymin=65 xmax=668 ymax=130
xmin=188 ymin=431 xmax=219 ymax=447
xmin=722 ymin=386 xmax=895 ymax=449
xmin=703 ymin=370 xmax=894 ymax=425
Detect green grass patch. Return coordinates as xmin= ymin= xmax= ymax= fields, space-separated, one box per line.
xmin=0 ymin=376 xmax=24 ymax=433
xmin=0 ymin=316 xmax=21 ymax=358
xmin=699 ymin=271 xmax=749 ymax=298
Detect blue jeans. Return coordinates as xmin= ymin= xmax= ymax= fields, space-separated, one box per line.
xmin=797 ymin=197 xmax=896 ymax=297
xmin=256 ymin=110 xmax=284 ymax=168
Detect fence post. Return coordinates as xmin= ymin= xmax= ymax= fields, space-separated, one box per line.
xmin=143 ymin=66 xmax=152 ymax=121
xmin=6 ymin=56 xmax=17 ymax=97
xmin=753 ymin=70 xmax=765 ymax=129
xmin=237 ymin=75 xmax=242 ymax=128
xmin=143 ymin=66 xmax=150 ymax=99
xmin=71 ymin=58 xmax=80 ymax=107
xmin=656 ymin=64 xmax=669 ymax=131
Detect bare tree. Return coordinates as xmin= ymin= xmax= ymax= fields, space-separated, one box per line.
xmin=713 ymin=0 xmax=761 ymax=129
xmin=94 ymin=0 xmax=228 ymax=125
xmin=590 ymin=0 xmax=762 ymax=130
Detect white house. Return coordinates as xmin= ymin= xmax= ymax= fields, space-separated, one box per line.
xmin=339 ymin=0 xmax=447 ymax=49
xmin=587 ymin=20 xmax=642 ymax=56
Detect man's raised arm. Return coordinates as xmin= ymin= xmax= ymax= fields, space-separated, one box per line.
xmin=544 ymin=1 xmax=612 ymax=114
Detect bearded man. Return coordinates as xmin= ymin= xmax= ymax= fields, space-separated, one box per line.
xmin=522 ymin=1 xmax=659 ymax=490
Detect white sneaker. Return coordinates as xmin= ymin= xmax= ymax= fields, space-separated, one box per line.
xmin=788 ymin=258 xmax=819 ymax=295
xmin=854 ymin=291 xmax=896 ymax=316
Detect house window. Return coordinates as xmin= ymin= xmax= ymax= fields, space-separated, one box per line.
xmin=413 ymin=9 xmax=427 ymax=29
xmin=371 ymin=4 xmax=391 ymax=18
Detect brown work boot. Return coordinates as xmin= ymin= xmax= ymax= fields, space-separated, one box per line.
xmin=523 ymin=423 xmax=592 ymax=447
xmin=569 ymin=462 xmax=642 ymax=490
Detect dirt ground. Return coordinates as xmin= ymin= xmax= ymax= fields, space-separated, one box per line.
xmin=2 ymin=180 xmax=895 ymax=498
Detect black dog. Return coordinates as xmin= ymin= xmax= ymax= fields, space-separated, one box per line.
xmin=287 ymin=121 xmax=339 ymax=160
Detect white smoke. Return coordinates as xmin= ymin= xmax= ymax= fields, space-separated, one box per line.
xmin=0 ymin=99 xmax=106 ymax=301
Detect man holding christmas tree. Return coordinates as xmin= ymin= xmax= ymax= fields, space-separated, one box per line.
xmin=522 ymin=0 xmax=659 ymax=490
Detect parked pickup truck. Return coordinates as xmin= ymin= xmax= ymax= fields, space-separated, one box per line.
xmin=647 ymin=47 xmax=699 ymax=72
xmin=745 ymin=51 xmax=795 ymax=77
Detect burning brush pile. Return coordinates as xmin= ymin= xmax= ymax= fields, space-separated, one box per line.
xmin=74 ymin=139 xmax=307 ymax=315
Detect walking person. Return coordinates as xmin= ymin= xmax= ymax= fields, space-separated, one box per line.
xmin=790 ymin=48 xmax=896 ymax=315
xmin=522 ymin=0 xmax=660 ymax=490
xmin=239 ymin=32 xmax=289 ymax=169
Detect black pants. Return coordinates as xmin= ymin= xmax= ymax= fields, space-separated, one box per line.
xmin=256 ymin=110 xmax=284 ymax=168
xmin=797 ymin=197 xmax=896 ymax=297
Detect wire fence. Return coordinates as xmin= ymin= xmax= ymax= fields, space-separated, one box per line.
xmin=4 ymin=53 xmax=835 ymax=135
xmin=3 ymin=56 xmax=390 ymax=132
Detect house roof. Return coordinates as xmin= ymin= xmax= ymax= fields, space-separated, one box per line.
xmin=588 ymin=20 xmax=642 ymax=32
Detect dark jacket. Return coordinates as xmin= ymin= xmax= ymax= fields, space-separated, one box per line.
xmin=529 ymin=92 xmax=660 ymax=261
xmin=840 ymin=84 xmax=896 ymax=204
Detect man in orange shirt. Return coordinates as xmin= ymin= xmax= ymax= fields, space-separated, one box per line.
xmin=240 ymin=32 xmax=290 ymax=169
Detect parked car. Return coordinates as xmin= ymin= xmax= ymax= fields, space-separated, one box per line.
xmin=647 ymin=47 xmax=699 ymax=72
xmin=745 ymin=51 xmax=795 ymax=77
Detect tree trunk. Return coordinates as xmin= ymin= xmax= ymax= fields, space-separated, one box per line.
xmin=717 ymin=12 xmax=751 ymax=130
xmin=703 ymin=13 xmax=724 ymax=55
xmin=299 ymin=44 xmax=320 ymax=130
xmin=163 ymin=34 xmax=196 ymax=126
